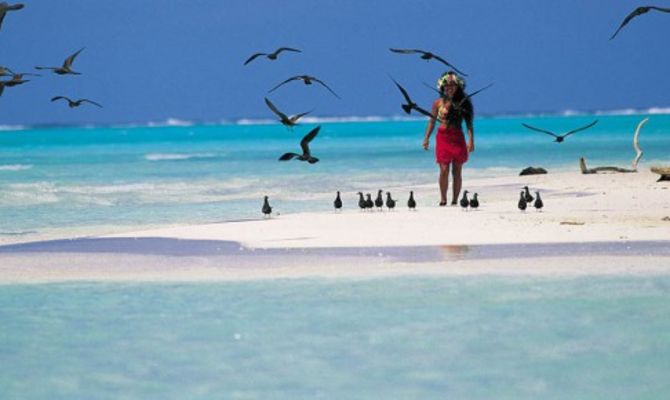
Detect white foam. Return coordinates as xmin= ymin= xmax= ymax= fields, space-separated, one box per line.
xmin=146 ymin=118 xmax=194 ymax=127
xmin=144 ymin=153 xmax=218 ymax=161
xmin=0 ymin=164 xmax=32 ymax=171
xmin=0 ymin=124 xmax=26 ymax=132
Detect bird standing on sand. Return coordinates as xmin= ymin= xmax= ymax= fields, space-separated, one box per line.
xmin=51 ymin=96 xmax=103 ymax=108
xmin=521 ymin=120 xmax=598 ymax=143
xmin=268 ymin=75 xmax=340 ymax=99
xmin=459 ymin=190 xmax=469 ymax=210
xmin=0 ymin=2 xmax=24 ymax=31
xmin=35 ymin=48 xmax=85 ymax=75
xmin=408 ymin=191 xmax=416 ymax=211
xmin=375 ymin=190 xmax=384 ymax=210
xmin=357 ymin=192 xmax=366 ymax=211
xmin=244 ymin=47 xmax=301 ymax=65
xmin=389 ymin=48 xmax=468 ymax=76
xmin=534 ymin=192 xmax=544 ymax=211
xmin=334 ymin=191 xmax=342 ymax=211
xmin=365 ymin=193 xmax=374 ymax=209
xmin=278 ymin=126 xmax=320 ymax=164
xmin=610 ymin=6 xmax=670 ymax=40
xmin=470 ymin=193 xmax=479 ymax=209
xmin=523 ymin=186 xmax=534 ymax=203
xmin=264 ymin=97 xmax=311 ymax=129
xmin=385 ymin=192 xmax=396 ymax=210
xmin=262 ymin=196 xmax=272 ymax=217
xmin=518 ymin=191 xmax=527 ymax=211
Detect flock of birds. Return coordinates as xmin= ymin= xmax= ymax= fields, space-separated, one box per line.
xmin=262 ymin=187 xmax=544 ymax=217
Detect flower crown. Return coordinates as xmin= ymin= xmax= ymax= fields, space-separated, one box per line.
xmin=437 ymin=71 xmax=465 ymax=90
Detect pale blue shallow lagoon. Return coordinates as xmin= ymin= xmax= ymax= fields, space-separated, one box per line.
xmin=1 ymin=276 xmax=670 ymax=399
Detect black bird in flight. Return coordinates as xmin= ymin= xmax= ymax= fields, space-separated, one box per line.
xmin=389 ymin=48 xmax=468 ymax=76
xmin=0 ymin=66 xmax=15 ymax=76
xmin=278 ymin=125 xmax=320 ymax=164
xmin=51 ymin=96 xmax=103 ymax=108
xmin=264 ymin=97 xmax=311 ymax=128
xmin=269 ymin=75 xmax=340 ymax=99
xmin=36 ymin=48 xmax=85 ymax=75
xmin=334 ymin=191 xmax=343 ymax=211
xmin=0 ymin=2 xmax=24 ymax=31
xmin=3 ymin=72 xmax=39 ymax=87
xmin=521 ymin=120 xmax=598 ymax=143
xmin=262 ymin=196 xmax=272 ymax=218
xmin=407 ymin=191 xmax=417 ymax=211
xmin=244 ymin=47 xmax=301 ymax=65
xmin=424 ymin=82 xmax=494 ymax=111
xmin=391 ymin=78 xmax=443 ymax=122
xmin=610 ymin=6 xmax=670 ymax=40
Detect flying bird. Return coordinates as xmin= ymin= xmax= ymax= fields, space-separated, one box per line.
xmin=278 ymin=125 xmax=320 ymax=164
xmin=268 ymin=75 xmax=340 ymax=99
xmin=264 ymin=97 xmax=311 ymax=128
xmin=0 ymin=66 xmax=15 ymax=76
xmin=2 ymin=72 xmax=38 ymax=87
xmin=389 ymin=48 xmax=468 ymax=76
xmin=35 ymin=48 xmax=85 ymax=75
xmin=521 ymin=120 xmax=598 ymax=143
xmin=610 ymin=6 xmax=670 ymax=40
xmin=0 ymin=2 xmax=24 ymax=31
xmin=51 ymin=96 xmax=103 ymax=108
xmin=244 ymin=47 xmax=301 ymax=65
xmin=391 ymin=78 xmax=443 ymax=122
xmin=424 ymin=82 xmax=494 ymax=111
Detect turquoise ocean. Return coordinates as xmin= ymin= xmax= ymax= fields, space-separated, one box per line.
xmin=1 ymin=112 xmax=669 ymax=237
xmin=1 ymin=112 xmax=670 ymax=398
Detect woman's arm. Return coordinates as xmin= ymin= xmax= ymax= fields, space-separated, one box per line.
xmin=423 ymin=100 xmax=439 ymax=150
xmin=464 ymin=100 xmax=474 ymax=153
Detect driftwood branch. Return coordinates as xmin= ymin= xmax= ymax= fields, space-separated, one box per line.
xmin=579 ymin=117 xmax=648 ymax=174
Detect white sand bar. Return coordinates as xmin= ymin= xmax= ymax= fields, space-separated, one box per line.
xmin=104 ymin=170 xmax=670 ymax=249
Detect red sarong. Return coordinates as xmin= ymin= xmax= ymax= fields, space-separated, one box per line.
xmin=435 ymin=125 xmax=468 ymax=165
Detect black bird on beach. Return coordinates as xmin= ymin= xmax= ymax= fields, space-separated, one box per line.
xmin=268 ymin=75 xmax=340 ymax=99
xmin=264 ymin=97 xmax=311 ymax=129
xmin=35 ymin=48 xmax=85 ymax=75
xmin=365 ymin=193 xmax=374 ymax=209
xmin=534 ymin=192 xmax=544 ymax=211
xmin=262 ymin=196 xmax=272 ymax=217
xmin=334 ymin=191 xmax=342 ymax=211
xmin=521 ymin=120 xmax=598 ymax=143
xmin=357 ymin=192 xmax=366 ymax=211
xmin=610 ymin=6 xmax=670 ymax=40
xmin=518 ymin=191 xmax=527 ymax=211
xmin=278 ymin=126 xmax=320 ymax=164
xmin=0 ymin=2 xmax=24 ymax=31
xmin=385 ymin=192 xmax=396 ymax=210
xmin=470 ymin=193 xmax=479 ymax=209
xmin=522 ymin=186 xmax=534 ymax=203
xmin=51 ymin=96 xmax=103 ymax=108
xmin=375 ymin=190 xmax=384 ymax=210
xmin=459 ymin=190 xmax=469 ymax=210
xmin=389 ymin=48 xmax=468 ymax=76
xmin=391 ymin=78 xmax=443 ymax=122
xmin=244 ymin=47 xmax=301 ymax=65
xmin=408 ymin=191 xmax=416 ymax=211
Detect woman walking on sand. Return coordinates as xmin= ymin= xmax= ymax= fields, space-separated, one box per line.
xmin=422 ymin=71 xmax=474 ymax=206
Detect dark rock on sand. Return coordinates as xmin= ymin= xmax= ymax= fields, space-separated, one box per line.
xmin=520 ymin=167 xmax=547 ymax=176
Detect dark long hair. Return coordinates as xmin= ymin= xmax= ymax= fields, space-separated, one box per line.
xmin=440 ymin=85 xmax=474 ymax=127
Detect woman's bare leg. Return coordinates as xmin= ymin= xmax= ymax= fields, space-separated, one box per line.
xmin=439 ymin=163 xmax=449 ymax=205
xmin=451 ymin=162 xmax=463 ymax=205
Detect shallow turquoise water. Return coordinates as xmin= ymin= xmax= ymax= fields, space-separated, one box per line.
xmin=1 ymin=276 xmax=669 ymax=399
xmin=1 ymin=114 xmax=669 ymax=235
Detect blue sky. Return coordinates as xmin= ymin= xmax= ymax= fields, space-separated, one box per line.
xmin=1 ymin=0 xmax=669 ymax=125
